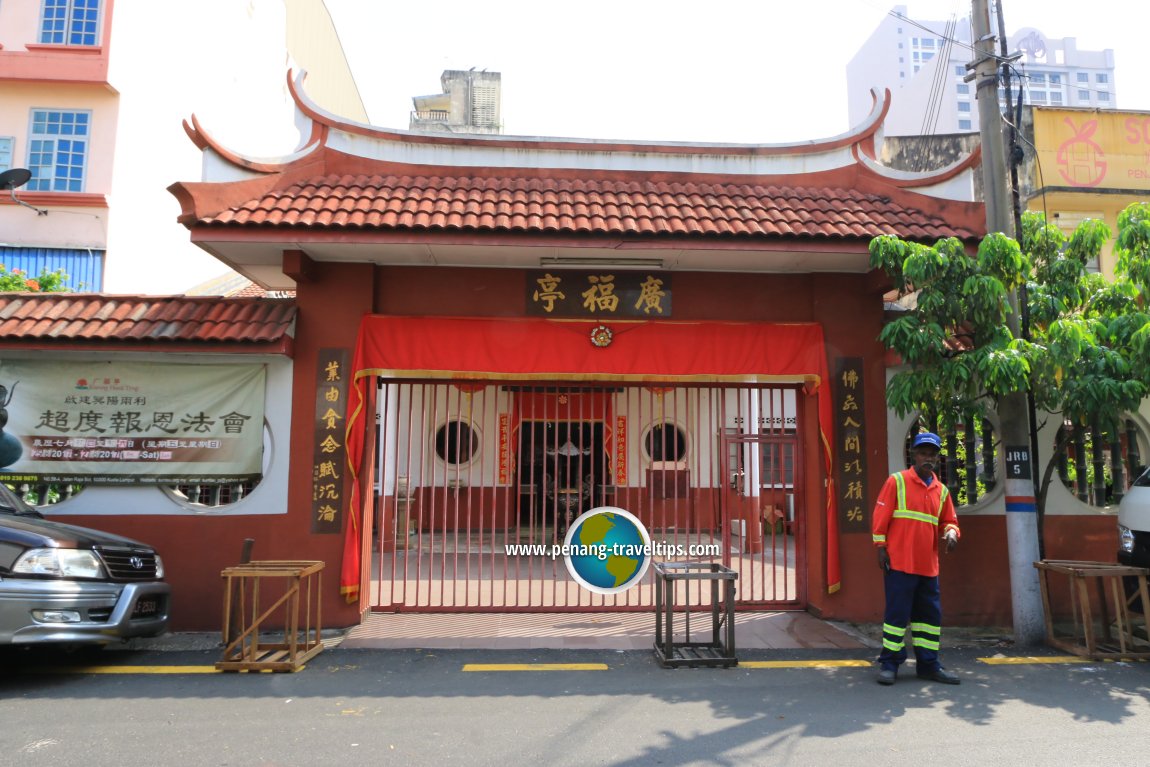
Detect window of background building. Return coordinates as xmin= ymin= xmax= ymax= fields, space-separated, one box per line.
xmin=956 ymin=83 xmax=969 ymax=94
xmin=955 ymin=65 xmax=964 ymax=76
xmin=958 ymin=102 xmax=971 ymax=112
xmin=1078 ymin=89 xmax=1091 ymax=100
xmin=1053 ymin=211 xmax=1104 ymax=273
xmin=39 ymin=0 xmax=101 ymax=46
xmin=27 ymin=110 xmax=89 ymax=192
xmin=1099 ymin=91 xmax=1110 ymax=102
xmin=1050 ymin=73 xmax=1062 ymax=84
xmin=0 ymin=138 xmax=13 ymax=172
xmin=1076 ymin=72 xmax=1089 ymax=83
xmin=958 ymin=119 xmax=972 ymax=130
xmin=1097 ymin=73 xmax=1109 ymax=83
xmin=1051 ymin=92 xmax=1064 ymax=104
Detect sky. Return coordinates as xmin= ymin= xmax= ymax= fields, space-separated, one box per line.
xmin=325 ymin=0 xmax=1149 ymax=145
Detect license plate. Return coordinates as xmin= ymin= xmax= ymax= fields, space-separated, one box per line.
xmin=132 ymin=599 xmax=158 ymax=618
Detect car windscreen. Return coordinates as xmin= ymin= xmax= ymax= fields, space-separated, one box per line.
xmin=0 ymin=483 xmax=41 ymax=516
xmin=1136 ymin=467 xmax=1150 ymax=487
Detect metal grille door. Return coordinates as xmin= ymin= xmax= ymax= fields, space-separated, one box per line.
xmin=369 ymin=380 xmax=805 ymax=612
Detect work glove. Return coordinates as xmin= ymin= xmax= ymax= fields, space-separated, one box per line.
xmin=944 ymin=530 xmax=958 ymax=553
xmin=877 ymin=547 xmax=890 ymax=572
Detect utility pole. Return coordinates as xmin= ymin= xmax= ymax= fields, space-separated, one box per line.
xmin=968 ymin=0 xmax=1045 ymax=644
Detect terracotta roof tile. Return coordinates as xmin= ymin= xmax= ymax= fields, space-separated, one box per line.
xmin=0 ymin=294 xmax=295 ymax=345
xmin=195 ymin=174 xmax=978 ymax=241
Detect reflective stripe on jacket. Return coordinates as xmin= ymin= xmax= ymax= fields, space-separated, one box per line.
xmin=871 ymin=467 xmax=960 ymax=577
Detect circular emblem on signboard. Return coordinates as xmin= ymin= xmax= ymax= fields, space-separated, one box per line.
xmin=590 ymin=325 xmax=613 ymax=348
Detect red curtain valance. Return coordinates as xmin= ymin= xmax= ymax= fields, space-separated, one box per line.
xmin=348 ymin=315 xmax=830 ymax=381
xmin=342 ymin=315 xmax=840 ymax=599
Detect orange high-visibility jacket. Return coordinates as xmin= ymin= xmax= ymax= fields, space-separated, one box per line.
xmin=871 ymin=468 xmax=960 ymax=577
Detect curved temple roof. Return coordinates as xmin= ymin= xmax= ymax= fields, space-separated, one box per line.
xmin=169 ymin=71 xmax=986 ymax=291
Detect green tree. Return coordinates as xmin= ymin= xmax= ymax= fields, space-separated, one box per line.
xmin=0 ymin=264 xmax=70 ymax=292
xmin=869 ymin=203 xmax=1150 ymax=545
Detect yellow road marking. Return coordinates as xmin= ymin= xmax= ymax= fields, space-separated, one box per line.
xmin=37 ymin=665 xmax=221 ymax=674
xmin=462 ymin=663 xmax=608 ymax=672
xmin=977 ymin=656 xmax=1090 ymax=665
xmin=740 ymin=660 xmax=873 ymax=668
xmin=21 ymin=657 xmax=1112 ymax=675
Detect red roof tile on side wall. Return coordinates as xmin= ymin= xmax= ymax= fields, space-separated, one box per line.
xmin=0 ymin=295 xmax=296 ymax=345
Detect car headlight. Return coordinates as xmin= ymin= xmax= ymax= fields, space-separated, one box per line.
xmin=154 ymin=554 xmax=165 ymax=579
xmin=1119 ymin=525 xmax=1136 ymax=554
xmin=13 ymin=548 xmax=106 ymax=579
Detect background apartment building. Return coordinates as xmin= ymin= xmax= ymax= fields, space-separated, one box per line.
xmin=409 ymin=69 xmax=503 ymax=134
xmin=848 ymin=4 xmax=1116 ymax=137
xmin=0 ymin=0 xmax=365 ymax=294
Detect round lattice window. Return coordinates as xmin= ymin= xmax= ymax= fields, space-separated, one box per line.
xmin=644 ymin=423 xmax=687 ymax=462
xmin=904 ymin=417 xmax=998 ymax=507
xmin=435 ymin=420 xmax=480 ymax=465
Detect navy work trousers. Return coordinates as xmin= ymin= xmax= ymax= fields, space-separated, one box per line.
xmin=878 ymin=568 xmax=943 ymax=674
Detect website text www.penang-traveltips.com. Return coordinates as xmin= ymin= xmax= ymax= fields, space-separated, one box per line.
xmin=503 ymin=541 xmax=721 ymax=561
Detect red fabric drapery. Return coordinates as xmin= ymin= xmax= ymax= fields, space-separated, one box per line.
xmin=342 ymin=315 xmax=840 ymax=601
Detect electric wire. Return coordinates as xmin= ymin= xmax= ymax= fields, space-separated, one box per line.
xmin=913 ymin=16 xmax=958 ymax=171
xmin=918 ymin=16 xmax=956 ymax=137
xmin=999 ymin=64 xmax=1051 ymax=228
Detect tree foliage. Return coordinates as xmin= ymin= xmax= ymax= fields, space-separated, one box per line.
xmin=870 ymin=202 xmax=1150 ymax=481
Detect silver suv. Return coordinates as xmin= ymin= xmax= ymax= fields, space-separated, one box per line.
xmin=0 ymin=483 xmax=170 ymax=646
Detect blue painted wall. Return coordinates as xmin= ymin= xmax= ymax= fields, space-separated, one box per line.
xmin=0 ymin=246 xmax=104 ymax=291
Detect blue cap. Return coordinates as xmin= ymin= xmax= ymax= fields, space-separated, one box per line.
xmin=912 ymin=432 xmax=942 ymax=450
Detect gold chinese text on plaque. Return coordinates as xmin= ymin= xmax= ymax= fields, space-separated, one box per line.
xmin=834 ymin=357 xmax=868 ymax=533
xmin=311 ymin=348 xmax=349 ymax=534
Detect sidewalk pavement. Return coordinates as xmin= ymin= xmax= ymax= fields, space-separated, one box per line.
xmin=116 ymin=613 xmax=1017 ymax=654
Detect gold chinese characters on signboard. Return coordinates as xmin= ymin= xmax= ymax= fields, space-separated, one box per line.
xmin=312 ymin=349 xmax=349 ymax=534
xmin=834 ymin=358 xmax=867 ymax=533
xmin=527 ymin=271 xmax=672 ymax=317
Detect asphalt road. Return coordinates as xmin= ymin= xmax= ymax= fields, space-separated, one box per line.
xmin=1 ymin=645 xmax=1147 ymax=767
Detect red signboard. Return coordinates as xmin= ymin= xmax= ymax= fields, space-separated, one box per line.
xmin=615 ymin=415 xmax=627 ymax=486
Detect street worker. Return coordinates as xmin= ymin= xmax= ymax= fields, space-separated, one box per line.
xmin=871 ymin=431 xmax=961 ymax=686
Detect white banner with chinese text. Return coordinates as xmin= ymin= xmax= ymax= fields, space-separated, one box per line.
xmin=0 ymin=361 xmax=265 ymax=484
